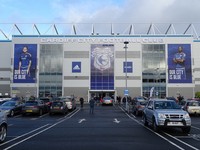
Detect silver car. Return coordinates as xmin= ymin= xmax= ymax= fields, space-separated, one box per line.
xmin=0 ymin=110 xmax=7 ymax=143
xmin=143 ymin=99 xmax=191 ymax=133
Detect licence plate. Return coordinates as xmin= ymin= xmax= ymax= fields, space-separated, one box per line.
xmin=54 ymin=107 xmax=60 ymax=109
xmin=192 ymin=109 xmax=200 ymax=112
xmin=26 ymin=110 xmax=33 ymax=112
xmin=167 ymin=122 xmax=183 ymax=126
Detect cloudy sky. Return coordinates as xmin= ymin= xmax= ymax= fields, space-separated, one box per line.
xmin=0 ymin=0 xmax=200 ymax=36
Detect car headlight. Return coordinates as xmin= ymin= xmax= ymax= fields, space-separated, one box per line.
xmin=158 ymin=113 xmax=166 ymax=119
xmin=183 ymin=113 xmax=190 ymax=119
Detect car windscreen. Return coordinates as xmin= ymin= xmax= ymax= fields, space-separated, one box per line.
xmin=2 ymin=101 xmax=15 ymax=106
xmin=154 ymin=101 xmax=181 ymax=109
xmin=40 ymin=98 xmax=50 ymax=102
xmin=52 ymin=102 xmax=63 ymax=106
xmin=103 ymin=97 xmax=112 ymax=100
xmin=139 ymin=101 xmax=147 ymax=105
xmin=64 ymin=99 xmax=71 ymax=102
xmin=187 ymin=102 xmax=200 ymax=106
xmin=137 ymin=97 xmax=145 ymax=101
xmin=25 ymin=101 xmax=38 ymax=106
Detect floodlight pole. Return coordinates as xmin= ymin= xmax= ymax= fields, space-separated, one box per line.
xmin=124 ymin=41 xmax=129 ymax=111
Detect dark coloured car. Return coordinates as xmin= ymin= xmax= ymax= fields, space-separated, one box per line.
xmin=132 ymin=100 xmax=148 ymax=116
xmin=0 ymin=100 xmax=10 ymax=106
xmin=39 ymin=97 xmax=52 ymax=108
xmin=49 ymin=101 xmax=68 ymax=115
xmin=0 ymin=110 xmax=7 ymax=143
xmin=132 ymin=96 xmax=146 ymax=105
xmin=0 ymin=101 xmax=24 ymax=117
xmin=22 ymin=100 xmax=49 ymax=116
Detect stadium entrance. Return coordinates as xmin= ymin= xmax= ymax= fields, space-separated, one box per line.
xmin=88 ymin=90 xmax=116 ymax=103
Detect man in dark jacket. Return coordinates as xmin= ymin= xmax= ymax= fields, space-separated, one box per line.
xmin=89 ymin=97 xmax=95 ymax=114
xmin=79 ymin=97 xmax=84 ymax=108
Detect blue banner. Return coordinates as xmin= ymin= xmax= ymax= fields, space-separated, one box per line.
xmin=13 ymin=44 xmax=37 ymax=83
xmin=72 ymin=62 xmax=81 ymax=73
xmin=168 ymin=44 xmax=192 ymax=83
xmin=90 ymin=44 xmax=114 ymax=90
xmin=123 ymin=62 xmax=133 ymax=73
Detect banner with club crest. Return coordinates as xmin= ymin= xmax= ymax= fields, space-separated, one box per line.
xmin=90 ymin=44 xmax=114 ymax=90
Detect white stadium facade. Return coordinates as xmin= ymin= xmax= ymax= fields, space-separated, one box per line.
xmin=0 ymin=23 xmax=200 ymax=101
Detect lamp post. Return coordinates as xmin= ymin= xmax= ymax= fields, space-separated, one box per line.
xmin=124 ymin=41 xmax=129 ymax=111
xmin=155 ymin=68 xmax=159 ymax=98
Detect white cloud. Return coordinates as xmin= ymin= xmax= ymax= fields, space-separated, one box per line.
xmin=1 ymin=0 xmax=200 ymax=36
xmin=51 ymin=0 xmax=200 ymax=24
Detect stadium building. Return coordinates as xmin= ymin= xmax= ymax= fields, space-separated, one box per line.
xmin=0 ymin=23 xmax=200 ymax=101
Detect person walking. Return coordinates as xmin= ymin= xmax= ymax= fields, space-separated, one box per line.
xmin=79 ymin=97 xmax=84 ymax=108
xmin=89 ymin=97 xmax=95 ymax=114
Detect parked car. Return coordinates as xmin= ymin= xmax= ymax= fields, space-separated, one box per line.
xmin=0 ymin=109 xmax=7 ymax=143
xmin=132 ymin=96 xmax=146 ymax=105
xmin=182 ymin=100 xmax=200 ymax=116
xmin=166 ymin=97 xmax=178 ymax=103
xmin=39 ymin=97 xmax=52 ymax=108
xmin=49 ymin=101 xmax=68 ymax=115
xmin=59 ymin=96 xmax=76 ymax=111
xmin=132 ymin=100 xmax=148 ymax=116
xmin=22 ymin=100 xmax=49 ymax=116
xmin=0 ymin=101 xmax=24 ymax=117
xmin=101 ymin=96 xmax=113 ymax=105
xmin=143 ymin=99 xmax=191 ymax=133
xmin=0 ymin=100 xmax=10 ymax=106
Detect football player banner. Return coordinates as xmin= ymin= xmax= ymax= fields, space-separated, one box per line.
xmin=13 ymin=44 xmax=37 ymax=83
xmin=168 ymin=44 xmax=192 ymax=83
xmin=90 ymin=44 xmax=114 ymax=90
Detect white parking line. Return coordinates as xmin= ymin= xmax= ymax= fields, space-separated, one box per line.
xmin=0 ymin=124 xmax=50 ymax=146
xmin=119 ymin=106 xmax=199 ymax=150
xmin=192 ymin=126 xmax=200 ymax=131
xmin=3 ymin=108 xmax=80 ymax=150
xmin=163 ymin=132 xmax=199 ymax=150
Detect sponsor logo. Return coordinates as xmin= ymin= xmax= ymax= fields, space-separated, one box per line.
xmin=73 ymin=65 xmax=80 ymax=70
xmin=72 ymin=62 xmax=81 ymax=73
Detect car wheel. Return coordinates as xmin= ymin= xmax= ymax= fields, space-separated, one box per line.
xmin=10 ymin=110 xmax=15 ymax=117
xmin=152 ymin=118 xmax=159 ymax=132
xmin=143 ymin=115 xmax=148 ymax=126
xmin=136 ymin=110 xmax=139 ymax=116
xmin=0 ymin=125 xmax=7 ymax=143
xmin=39 ymin=109 xmax=43 ymax=116
xmin=182 ymin=127 xmax=191 ymax=134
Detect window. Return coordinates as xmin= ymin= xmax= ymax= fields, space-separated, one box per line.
xmin=142 ymin=44 xmax=166 ymax=98
xmin=39 ymin=44 xmax=63 ymax=97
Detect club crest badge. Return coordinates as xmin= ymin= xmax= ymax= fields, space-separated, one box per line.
xmin=91 ymin=47 xmax=114 ymax=71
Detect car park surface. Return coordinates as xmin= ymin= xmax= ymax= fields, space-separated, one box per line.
xmin=0 ymin=104 xmax=200 ymax=150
